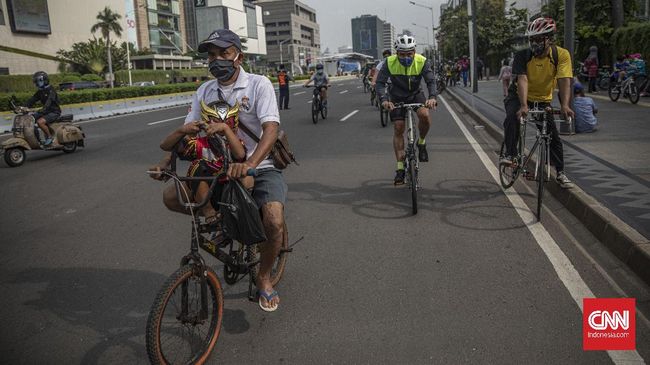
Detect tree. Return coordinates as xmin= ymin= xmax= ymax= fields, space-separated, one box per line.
xmin=57 ymin=38 xmax=128 ymax=75
xmin=91 ymin=6 xmax=123 ymax=88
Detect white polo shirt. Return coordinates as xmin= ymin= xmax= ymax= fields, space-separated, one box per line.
xmin=185 ymin=67 xmax=280 ymax=170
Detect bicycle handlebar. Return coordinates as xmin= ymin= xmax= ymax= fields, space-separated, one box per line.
xmin=392 ymin=102 xmax=425 ymax=109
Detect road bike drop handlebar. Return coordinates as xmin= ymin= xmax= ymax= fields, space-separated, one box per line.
xmin=147 ymin=131 xmax=256 ymax=212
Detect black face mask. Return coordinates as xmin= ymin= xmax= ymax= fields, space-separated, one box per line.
xmin=530 ymin=40 xmax=546 ymax=57
xmin=209 ymin=55 xmax=238 ymax=82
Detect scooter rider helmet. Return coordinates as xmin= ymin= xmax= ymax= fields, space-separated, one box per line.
xmin=33 ymin=71 xmax=49 ymax=89
xmin=525 ymin=17 xmax=556 ymax=37
xmin=316 ymin=64 xmax=324 ymax=70
xmin=394 ymin=35 xmax=416 ymax=52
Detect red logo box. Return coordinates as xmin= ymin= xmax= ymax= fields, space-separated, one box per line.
xmin=583 ymin=298 xmax=636 ymax=351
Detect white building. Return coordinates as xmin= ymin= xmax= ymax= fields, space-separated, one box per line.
xmin=187 ymin=0 xmax=267 ymax=56
xmin=0 ymin=0 xmax=128 ymax=75
xmin=383 ymin=22 xmax=395 ymax=54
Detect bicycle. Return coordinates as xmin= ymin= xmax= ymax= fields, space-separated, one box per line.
xmin=499 ymin=107 xmax=567 ymax=220
xmin=145 ymin=134 xmax=291 ymax=365
xmin=370 ymin=85 xmax=379 ymax=108
xmin=393 ymin=102 xmax=424 ymax=215
xmin=362 ymin=76 xmax=370 ymax=93
xmin=307 ymin=85 xmax=328 ymax=124
xmin=609 ymin=73 xmax=640 ymax=104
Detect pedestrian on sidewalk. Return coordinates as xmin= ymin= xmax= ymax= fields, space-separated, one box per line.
xmin=460 ymin=55 xmax=469 ymax=87
xmin=573 ymin=83 xmax=598 ymax=133
xmin=277 ymin=64 xmax=293 ymax=110
xmin=584 ymin=46 xmax=599 ymax=93
xmin=498 ymin=58 xmax=512 ymax=97
xmin=476 ymin=57 xmax=484 ymax=81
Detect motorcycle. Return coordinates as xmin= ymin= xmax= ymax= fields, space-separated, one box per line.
xmin=2 ymin=96 xmax=85 ymax=167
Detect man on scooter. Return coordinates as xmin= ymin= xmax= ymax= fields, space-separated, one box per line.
xmin=25 ymin=71 xmax=61 ymax=146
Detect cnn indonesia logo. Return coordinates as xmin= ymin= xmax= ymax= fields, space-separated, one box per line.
xmin=583 ymin=298 xmax=636 ymax=351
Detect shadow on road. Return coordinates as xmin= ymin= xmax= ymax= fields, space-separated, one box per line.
xmin=289 ymin=178 xmax=529 ymax=230
xmin=8 ymin=266 xmax=252 ymax=364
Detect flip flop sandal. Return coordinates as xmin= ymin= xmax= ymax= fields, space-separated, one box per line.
xmin=258 ymin=289 xmax=279 ymax=312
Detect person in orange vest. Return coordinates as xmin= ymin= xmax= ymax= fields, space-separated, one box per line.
xmin=277 ymin=64 xmax=293 ymax=110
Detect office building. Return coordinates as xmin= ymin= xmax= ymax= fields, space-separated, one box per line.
xmin=0 ymin=0 xmax=128 ymax=75
xmin=351 ymin=14 xmax=384 ymax=60
xmin=255 ymin=0 xmax=320 ymax=70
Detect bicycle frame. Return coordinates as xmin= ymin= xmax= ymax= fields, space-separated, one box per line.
xmin=518 ymin=108 xmax=551 ymax=182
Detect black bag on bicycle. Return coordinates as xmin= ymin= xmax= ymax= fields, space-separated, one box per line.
xmin=220 ymin=180 xmax=267 ymax=245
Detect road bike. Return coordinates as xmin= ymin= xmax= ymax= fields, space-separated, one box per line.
xmin=362 ymin=76 xmax=370 ymax=93
xmin=499 ymin=107 xmax=568 ymax=220
xmin=308 ymin=85 xmax=328 ymax=124
xmin=145 ymin=134 xmax=291 ymax=364
xmin=394 ymin=102 xmax=424 ymax=215
xmin=609 ymin=74 xmax=640 ymax=104
xmin=379 ymin=103 xmax=389 ymax=128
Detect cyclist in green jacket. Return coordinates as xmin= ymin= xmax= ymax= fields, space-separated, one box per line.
xmin=375 ymin=35 xmax=438 ymax=185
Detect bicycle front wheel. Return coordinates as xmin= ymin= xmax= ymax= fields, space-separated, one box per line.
xmin=608 ymin=84 xmax=621 ymax=101
xmin=146 ymin=265 xmax=223 ymax=365
xmin=498 ymin=142 xmax=520 ymax=189
xmin=380 ymin=106 xmax=388 ymax=127
xmin=536 ymin=144 xmax=547 ymax=221
xmin=321 ymin=104 xmax=328 ymax=119
xmin=409 ymin=158 xmax=418 ymax=215
xmin=312 ymin=99 xmax=319 ymax=124
xmin=629 ymin=83 xmax=640 ymax=104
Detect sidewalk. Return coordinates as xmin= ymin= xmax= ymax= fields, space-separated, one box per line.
xmin=450 ymin=80 xmax=650 ymax=239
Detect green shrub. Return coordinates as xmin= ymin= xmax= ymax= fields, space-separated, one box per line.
xmin=0 ymin=82 xmax=199 ymax=111
xmin=612 ymin=22 xmax=650 ymax=58
xmin=81 ymin=74 xmax=103 ymax=81
xmin=60 ymin=75 xmax=82 ymax=83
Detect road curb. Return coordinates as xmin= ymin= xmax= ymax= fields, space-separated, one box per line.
xmin=444 ymin=87 xmax=650 ymax=286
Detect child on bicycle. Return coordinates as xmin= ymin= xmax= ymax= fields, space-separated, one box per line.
xmin=159 ymin=99 xmax=251 ymax=228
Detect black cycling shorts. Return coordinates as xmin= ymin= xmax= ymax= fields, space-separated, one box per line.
xmin=389 ymin=92 xmax=426 ymax=121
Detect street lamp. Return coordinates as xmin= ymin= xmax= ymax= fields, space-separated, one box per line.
xmin=279 ymin=38 xmax=291 ymax=67
xmin=409 ymin=1 xmax=436 ymax=60
xmin=412 ymin=23 xmax=431 ymax=57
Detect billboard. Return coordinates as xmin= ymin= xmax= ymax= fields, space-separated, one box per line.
xmin=125 ymin=0 xmax=139 ymax=49
xmin=6 ymin=0 xmax=51 ymax=34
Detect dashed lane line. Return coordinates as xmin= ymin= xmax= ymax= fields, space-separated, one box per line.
xmin=340 ymin=109 xmax=358 ymax=122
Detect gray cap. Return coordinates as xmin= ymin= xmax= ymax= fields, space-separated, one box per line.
xmin=198 ymin=29 xmax=242 ymax=53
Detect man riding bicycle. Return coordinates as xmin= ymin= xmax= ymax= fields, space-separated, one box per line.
xmin=303 ymin=64 xmax=330 ymax=106
xmin=375 ymin=35 xmax=437 ymax=185
xmin=150 ymin=29 xmax=287 ymax=311
xmin=501 ymin=17 xmax=574 ymax=189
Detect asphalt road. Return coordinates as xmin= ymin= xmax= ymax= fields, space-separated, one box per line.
xmin=1 ymin=78 xmax=649 ymax=364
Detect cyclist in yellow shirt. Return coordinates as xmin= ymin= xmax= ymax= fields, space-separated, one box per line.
xmin=501 ymin=17 xmax=575 ymax=188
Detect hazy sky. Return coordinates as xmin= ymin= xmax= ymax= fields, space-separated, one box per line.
xmin=301 ymin=0 xmax=446 ymax=53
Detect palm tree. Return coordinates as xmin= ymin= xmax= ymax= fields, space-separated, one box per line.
xmin=91 ymin=6 xmax=123 ymax=88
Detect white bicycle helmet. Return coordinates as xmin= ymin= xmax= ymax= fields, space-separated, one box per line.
xmin=525 ymin=17 xmax=556 ymax=37
xmin=394 ymin=35 xmax=416 ymax=52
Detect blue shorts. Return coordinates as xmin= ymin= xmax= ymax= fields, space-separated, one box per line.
xmin=252 ymin=168 xmax=288 ymax=207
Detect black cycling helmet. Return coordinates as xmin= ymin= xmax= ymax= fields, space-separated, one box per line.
xmin=382 ymin=49 xmax=391 ymax=57
xmin=316 ymin=64 xmax=324 ymax=70
xmin=33 ymin=71 xmax=49 ymax=89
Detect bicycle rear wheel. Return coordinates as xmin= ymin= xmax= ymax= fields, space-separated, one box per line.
xmin=311 ymin=98 xmax=319 ymax=124
xmin=146 ymin=265 xmax=223 ymax=365
xmin=498 ymin=141 xmax=520 ymax=189
xmin=536 ymin=143 xmax=547 ymax=221
xmin=409 ymin=157 xmax=418 ymax=215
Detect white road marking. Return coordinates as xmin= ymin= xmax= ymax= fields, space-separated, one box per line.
xmin=356 ymin=86 xmax=362 ymax=88
xmin=307 ymin=100 xmax=313 ymax=104
xmin=147 ymin=116 xmax=186 ymax=125
xmin=294 ymin=91 xmax=306 ymax=96
xmin=339 ymin=90 xmax=349 ymax=94
xmin=439 ymin=95 xmax=645 ymax=365
xmin=340 ymin=109 xmax=358 ymax=122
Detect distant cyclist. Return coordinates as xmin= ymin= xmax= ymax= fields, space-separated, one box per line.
xmin=501 ymin=17 xmax=574 ymax=188
xmin=303 ymin=64 xmax=330 ymax=106
xmin=372 ymin=49 xmax=393 ymax=86
xmin=375 ymin=35 xmax=437 ymax=185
